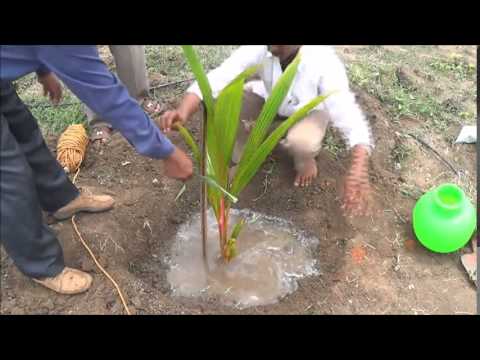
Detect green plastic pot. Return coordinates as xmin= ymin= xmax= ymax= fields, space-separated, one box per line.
xmin=412 ymin=183 xmax=476 ymax=253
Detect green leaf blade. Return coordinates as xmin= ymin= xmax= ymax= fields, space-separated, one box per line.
xmin=177 ymin=124 xmax=201 ymax=167
xmin=213 ymin=66 xmax=259 ymax=186
xmin=231 ymin=91 xmax=335 ymax=195
xmin=181 ymin=46 xmax=215 ymax=119
xmin=237 ymin=55 xmax=301 ymax=172
xmin=199 ymin=175 xmax=238 ymax=203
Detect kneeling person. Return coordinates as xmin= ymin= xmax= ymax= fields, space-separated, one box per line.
xmin=160 ymin=45 xmax=373 ymax=215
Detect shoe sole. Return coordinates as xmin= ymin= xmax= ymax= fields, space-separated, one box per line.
xmin=53 ymin=204 xmax=114 ymax=221
xmin=33 ymin=279 xmax=92 ymax=295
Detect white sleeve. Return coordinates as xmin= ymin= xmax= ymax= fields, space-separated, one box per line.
xmin=187 ymin=46 xmax=266 ymax=99
xmin=317 ymin=53 xmax=374 ymax=151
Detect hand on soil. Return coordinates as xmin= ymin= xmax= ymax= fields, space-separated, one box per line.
xmin=163 ymin=146 xmax=194 ymax=181
xmin=341 ymin=167 xmax=372 ymax=217
xmin=342 ymin=145 xmax=372 ymax=217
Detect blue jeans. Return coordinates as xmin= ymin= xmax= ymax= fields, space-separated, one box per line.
xmin=0 ymin=82 xmax=79 ymax=278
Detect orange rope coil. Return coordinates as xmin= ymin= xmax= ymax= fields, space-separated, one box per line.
xmin=56 ymin=124 xmax=89 ymax=174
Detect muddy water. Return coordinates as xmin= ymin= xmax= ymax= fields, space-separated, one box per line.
xmin=166 ymin=209 xmax=320 ymax=309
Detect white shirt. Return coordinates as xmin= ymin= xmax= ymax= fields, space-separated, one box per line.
xmin=187 ymin=45 xmax=373 ymax=149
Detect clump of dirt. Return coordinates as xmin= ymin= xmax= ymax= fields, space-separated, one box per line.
xmin=0 ymin=89 xmax=476 ymax=315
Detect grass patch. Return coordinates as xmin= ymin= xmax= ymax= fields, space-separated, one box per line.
xmin=347 ymin=62 xmax=445 ymax=125
xmin=390 ymin=137 xmax=412 ymax=168
xmin=428 ymin=55 xmax=476 ymax=81
xmin=145 ymin=46 xmax=238 ymax=82
xmin=16 ymin=84 xmax=86 ymax=136
xmin=343 ymin=46 xmax=477 ymax=133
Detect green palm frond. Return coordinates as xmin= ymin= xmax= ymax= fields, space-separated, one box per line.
xmin=235 ymin=55 xmax=301 ymax=174
xmin=231 ymin=92 xmax=335 ymax=195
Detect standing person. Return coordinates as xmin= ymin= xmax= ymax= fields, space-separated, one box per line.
xmin=86 ymin=45 xmax=163 ymax=145
xmin=0 ymin=45 xmax=193 ymax=295
xmin=160 ymin=45 xmax=373 ymax=216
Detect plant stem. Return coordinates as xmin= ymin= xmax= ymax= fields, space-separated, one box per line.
xmin=218 ymin=197 xmax=228 ymax=260
xmin=201 ymin=106 xmax=209 ymax=273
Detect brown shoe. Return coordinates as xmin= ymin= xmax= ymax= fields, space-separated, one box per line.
xmin=53 ymin=193 xmax=115 ymax=221
xmin=33 ymin=267 xmax=93 ymax=295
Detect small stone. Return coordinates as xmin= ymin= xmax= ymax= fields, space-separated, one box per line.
xmin=105 ymin=300 xmax=115 ymax=310
xmin=128 ymin=306 xmax=137 ymax=315
xmin=80 ymin=258 xmax=95 ymax=273
xmin=10 ymin=306 xmax=26 ymax=315
xmin=44 ymin=298 xmax=55 ymax=311
xmin=39 ymin=307 xmax=50 ymax=315
xmin=98 ymin=256 xmax=109 ymax=269
xmin=351 ymin=245 xmax=367 ymax=264
xmin=404 ymin=239 xmax=417 ymax=251
xmin=131 ymin=296 xmax=142 ymax=308
xmin=111 ymin=301 xmax=122 ymax=314
xmin=169 ymin=217 xmax=182 ymax=225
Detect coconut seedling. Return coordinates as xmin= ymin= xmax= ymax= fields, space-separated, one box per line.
xmin=178 ymin=45 xmax=333 ymax=263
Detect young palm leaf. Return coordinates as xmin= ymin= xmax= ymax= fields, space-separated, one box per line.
xmin=198 ymin=175 xmax=238 ymax=203
xmin=235 ymin=55 xmax=301 ymax=174
xmin=181 ymin=46 xmax=222 ymax=217
xmin=177 ymin=125 xmax=201 ymax=166
xmin=178 ymin=45 xmax=332 ymax=262
xmin=231 ymin=92 xmax=336 ymax=195
xmin=176 ymin=53 xmax=258 ymax=219
xmin=214 ymin=66 xmax=259 ymax=188
xmin=181 ymin=46 xmax=215 ymax=118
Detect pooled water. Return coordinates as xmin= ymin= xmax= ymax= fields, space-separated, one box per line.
xmin=166 ymin=208 xmax=320 ymax=309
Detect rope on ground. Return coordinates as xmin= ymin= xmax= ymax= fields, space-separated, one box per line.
xmin=57 ymin=124 xmax=131 ymax=315
xmin=57 ymin=124 xmax=89 ymax=174
xmin=71 ymin=214 xmax=131 ymax=315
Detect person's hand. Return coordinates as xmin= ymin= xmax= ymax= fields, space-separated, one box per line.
xmin=163 ymin=146 xmax=194 ymax=181
xmin=159 ymin=109 xmax=186 ymax=133
xmin=38 ymin=72 xmax=63 ymax=105
xmin=341 ymin=145 xmax=372 ymax=217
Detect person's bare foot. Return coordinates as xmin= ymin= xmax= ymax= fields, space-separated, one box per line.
xmin=294 ymin=158 xmax=318 ymax=187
